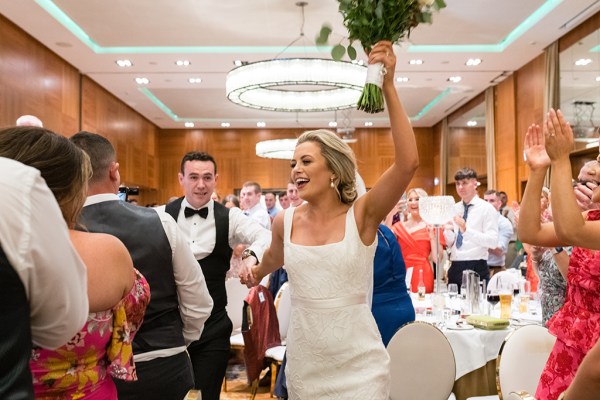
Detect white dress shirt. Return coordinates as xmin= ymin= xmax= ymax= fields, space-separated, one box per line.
xmin=444 ymin=195 xmax=499 ymax=261
xmin=0 ymin=158 xmax=88 ymax=349
xmin=85 ymin=194 xmax=213 ymax=361
xmin=159 ymin=199 xmax=271 ymax=262
xmin=488 ymin=214 xmax=514 ymax=266
xmin=245 ymin=202 xmax=271 ymax=230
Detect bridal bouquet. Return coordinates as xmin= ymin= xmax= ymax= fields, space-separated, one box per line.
xmin=331 ymin=0 xmax=446 ymax=113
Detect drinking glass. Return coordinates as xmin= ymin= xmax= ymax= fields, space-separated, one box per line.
xmin=448 ymin=283 xmax=458 ymax=300
xmin=486 ymin=290 xmax=500 ymax=316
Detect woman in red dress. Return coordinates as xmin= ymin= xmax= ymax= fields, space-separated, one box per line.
xmin=391 ymin=188 xmax=440 ymax=293
xmin=519 ymin=109 xmax=600 ymax=400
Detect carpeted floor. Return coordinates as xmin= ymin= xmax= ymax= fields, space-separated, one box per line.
xmin=220 ymin=353 xmax=275 ymax=400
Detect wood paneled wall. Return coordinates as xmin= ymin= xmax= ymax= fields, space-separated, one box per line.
xmin=494 ymin=74 xmax=519 ymax=201
xmin=157 ymin=127 xmax=434 ymax=204
xmin=80 ymin=77 xmax=160 ymax=202
xmin=514 ymin=54 xmax=546 ymax=197
xmin=0 ymin=14 xmax=80 ymax=133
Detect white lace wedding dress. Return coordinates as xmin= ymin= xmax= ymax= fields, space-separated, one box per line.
xmin=283 ymin=206 xmax=390 ymax=399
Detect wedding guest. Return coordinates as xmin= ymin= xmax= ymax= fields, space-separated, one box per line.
xmin=518 ymin=109 xmax=600 ymax=400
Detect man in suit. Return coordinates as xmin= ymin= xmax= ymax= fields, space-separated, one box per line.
xmin=163 ymin=151 xmax=271 ymax=400
xmin=71 ymin=132 xmax=213 ymax=400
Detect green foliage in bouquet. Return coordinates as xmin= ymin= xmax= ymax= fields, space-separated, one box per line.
xmin=317 ymin=0 xmax=446 ymax=113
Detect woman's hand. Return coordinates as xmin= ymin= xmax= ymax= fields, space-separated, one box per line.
xmin=524 ymin=123 xmax=551 ymax=171
xmin=545 ymin=109 xmax=574 ymax=162
xmin=368 ymin=41 xmax=396 ymax=86
xmin=238 ymin=260 xmax=260 ymax=288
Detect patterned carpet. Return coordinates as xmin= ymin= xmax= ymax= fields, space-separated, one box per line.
xmin=220 ymin=353 xmax=274 ymax=400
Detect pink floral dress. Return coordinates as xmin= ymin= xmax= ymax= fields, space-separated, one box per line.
xmin=30 ymin=269 xmax=150 ymax=400
xmin=535 ymin=210 xmax=600 ymax=400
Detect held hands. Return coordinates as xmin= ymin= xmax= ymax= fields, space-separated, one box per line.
xmin=238 ymin=257 xmax=260 ymax=288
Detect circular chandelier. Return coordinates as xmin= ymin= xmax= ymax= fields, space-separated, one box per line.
xmin=226 ymin=58 xmax=366 ymax=112
xmin=256 ymin=139 xmax=298 ymax=160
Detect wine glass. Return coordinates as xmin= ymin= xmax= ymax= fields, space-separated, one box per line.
xmin=487 ymin=289 xmax=500 ymax=316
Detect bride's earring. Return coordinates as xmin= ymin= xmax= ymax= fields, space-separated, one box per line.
xmin=330 ymin=177 xmax=335 ymax=188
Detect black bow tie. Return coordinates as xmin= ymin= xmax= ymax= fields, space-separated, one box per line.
xmin=184 ymin=207 xmax=208 ymax=219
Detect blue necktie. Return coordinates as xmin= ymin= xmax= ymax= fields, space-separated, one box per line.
xmin=456 ymin=202 xmax=472 ymax=249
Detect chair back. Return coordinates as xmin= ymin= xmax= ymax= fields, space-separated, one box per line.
xmin=487 ymin=270 xmax=520 ymax=292
xmin=387 ymin=321 xmax=456 ymax=400
xmin=225 ymin=278 xmax=250 ymax=332
xmin=273 ymin=282 xmax=291 ymax=341
xmin=496 ymin=325 xmax=556 ymax=399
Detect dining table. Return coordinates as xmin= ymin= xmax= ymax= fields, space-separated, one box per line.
xmin=410 ymin=292 xmax=543 ymax=400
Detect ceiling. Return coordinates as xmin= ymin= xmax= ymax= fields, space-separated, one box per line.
xmin=2 ymin=0 xmax=600 ymax=130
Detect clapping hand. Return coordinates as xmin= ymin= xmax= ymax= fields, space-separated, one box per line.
xmin=524 ymin=123 xmax=551 ymax=171
xmin=544 ymin=109 xmax=574 ymax=161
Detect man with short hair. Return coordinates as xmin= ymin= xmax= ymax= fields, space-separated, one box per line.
xmin=279 ymin=192 xmax=290 ymax=209
xmin=240 ymin=181 xmax=271 ymax=229
xmin=264 ymin=192 xmax=280 ymax=220
xmin=484 ymin=189 xmax=514 ymax=276
xmin=71 ymin=132 xmax=213 ymax=400
xmin=164 ymin=151 xmax=271 ymax=400
xmin=444 ymin=167 xmax=498 ymax=288
xmin=287 ymin=182 xmax=303 ymax=207
xmin=0 ymin=158 xmax=89 ymax=399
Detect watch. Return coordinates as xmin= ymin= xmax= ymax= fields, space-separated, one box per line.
xmin=552 ymin=247 xmax=564 ymax=255
xmin=241 ymin=248 xmax=259 ymax=264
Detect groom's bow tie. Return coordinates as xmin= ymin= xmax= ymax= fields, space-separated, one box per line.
xmin=184 ymin=207 xmax=208 ymax=219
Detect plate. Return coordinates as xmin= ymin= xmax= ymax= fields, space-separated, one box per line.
xmin=446 ymin=322 xmax=474 ymax=330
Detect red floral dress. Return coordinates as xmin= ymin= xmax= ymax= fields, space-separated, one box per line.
xmin=30 ymin=269 xmax=150 ymax=399
xmin=535 ymin=210 xmax=600 ymax=400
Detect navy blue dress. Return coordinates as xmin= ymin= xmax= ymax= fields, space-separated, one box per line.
xmin=371 ymin=224 xmax=415 ymax=346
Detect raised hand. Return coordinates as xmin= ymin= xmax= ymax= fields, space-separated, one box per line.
xmin=544 ymin=109 xmax=574 ymax=161
xmin=524 ymin=123 xmax=551 ymax=170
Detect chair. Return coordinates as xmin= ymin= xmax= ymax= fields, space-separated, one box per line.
xmin=467 ymin=325 xmax=556 ymax=400
xmin=387 ymin=321 xmax=456 ymax=400
xmin=265 ymin=282 xmax=291 ymax=397
xmin=224 ymin=279 xmax=250 ymax=392
xmin=487 ymin=270 xmax=520 ymax=292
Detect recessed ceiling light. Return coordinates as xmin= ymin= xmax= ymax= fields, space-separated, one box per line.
xmin=176 ymin=60 xmax=191 ymax=66
xmin=256 ymin=121 xmax=266 ymax=128
xmin=135 ymin=77 xmax=150 ymax=85
xmin=328 ymin=121 xmax=338 ymax=128
xmin=188 ymin=78 xmax=202 ymax=84
xmin=467 ymin=120 xmax=477 ymax=127
xmin=116 ymin=59 xmax=132 ymax=67
xmin=447 ymin=76 xmax=462 ymax=83
xmin=396 ymin=76 xmax=409 ymax=83
xmin=465 ymin=58 xmax=482 ymax=66
xmin=575 ymin=58 xmax=592 ymax=66
xmin=221 ymin=122 xmax=231 ymax=128
xmin=409 ymin=59 xmax=423 ymax=65
xmin=596 ymin=76 xmax=600 ymax=82
xmin=364 ymin=121 xmax=373 ymax=127
xmin=185 ymin=122 xmax=195 ymax=128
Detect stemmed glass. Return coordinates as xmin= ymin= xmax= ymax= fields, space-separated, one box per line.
xmin=486 ymin=290 xmax=500 ymax=316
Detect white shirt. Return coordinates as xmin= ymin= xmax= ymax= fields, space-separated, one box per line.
xmin=159 ymin=199 xmax=271 ymax=262
xmin=244 ymin=202 xmax=271 ymax=230
xmin=0 ymin=158 xmax=88 ymax=349
xmin=85 ymin=194 xmax=213 ymax=361
xmin=444 ymin=195 xmax=499 ymax=262
xmin=488 ymin=214 xmax=514 ymax=266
